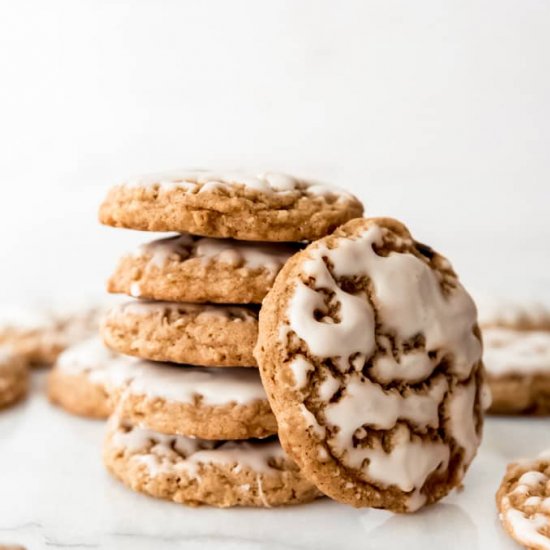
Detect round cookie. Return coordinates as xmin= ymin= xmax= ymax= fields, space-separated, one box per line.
xmin=0 ymin=346 xmax=28 ymax=409
xmin=256 ymin=217 xmax=485 ymax=512
xmin=101 ymin=300 xmax=258 ymax=367
xmin=0 ymin=302 xmax=103 ymax=366
xmin=108 ymin=234 xmax=299 ymax=304
xmin=483 ymin=327 xmax=550 ymax=415
xmin=104 ymin=416 xmax=321 ymax=508
xmin=99 ymin=170 xmax=364 ymax=241
xmin=48 ymin=337 xmax=137 ymax=419
xmin=116 ymin=362 xmax=276 ymax=439
xmin=496 ymin=450 xmax=550 ymax=549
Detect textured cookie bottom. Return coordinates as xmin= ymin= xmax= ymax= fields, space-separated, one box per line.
xmin=0 ymin=350 xmax=28 ymax=409
xmin=488 ymin=374 xmax=550 ymax=415
xmin=496 ymin=452 xmax=550 ymax=549
xmin=104 ymin=417 xmax=322 ymax=507
xmin=47 ymin=368 xmax=112 ymax=419
xmin=101 ymin=301 xmax=258 ymax=367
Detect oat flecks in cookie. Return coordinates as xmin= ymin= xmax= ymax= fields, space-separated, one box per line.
xmin=104 ymin=415 xmax=321 ymax=507
xmin=496 ymin=451 xmax=550 ymax=550
xmin=108 ymin=234 xmax=300 ymax=304
xmin=101 ymin=300 xmax=259 ymax=367
xmin=256 ymin=217 xmax=485 ymax=512
xmin=116 ymin=361 xmax=276 ymax=440
xmin=0 ymin=346 xmax=28 ymax=409
xmin=98 ymin=170 xmax=364 ymax=241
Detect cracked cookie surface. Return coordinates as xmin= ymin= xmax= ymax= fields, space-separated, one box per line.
xmin=101 ymin=300 xmax=258 ymax=367
xmin=99 ymin=170 xmax=364 ymax=241
xmin=104 ymin=415 xmax=321 ymax=507
xmin=108 ymin=234 xmax=300 ymax=304
xmin=256 ymin=217 xmax=485 ymax=512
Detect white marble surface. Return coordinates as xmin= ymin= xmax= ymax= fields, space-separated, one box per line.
xmin=0 ymin=372 xmax=546 ymax=550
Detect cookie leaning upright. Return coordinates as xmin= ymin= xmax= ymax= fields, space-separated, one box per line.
xmin=99 ymin=170 xmax=363 ymax=241
xmin=256 ymin=217 xmax=485 ymax=512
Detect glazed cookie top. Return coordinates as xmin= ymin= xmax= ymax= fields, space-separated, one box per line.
xmin=134 ymin=234 xmax=298 ymax=273
xmin=99 ymin=170 xmax=364 ymax=241
xmin=497 ymin=451 xmax=550 ymax=549
xmin=109 ymin=416 xmax=286 ymax=477
xmin=55 ymin=337 xmax=137 ymax=387
xmin=256 ymin=217 xmax=484 ymax=511
xmin=122 ymin=170 xmax=353 ymax=201
xmin=124 ymin=362 xmax=266 ymax=406
xmin=483 ymin=327 xmax=550 ymax=376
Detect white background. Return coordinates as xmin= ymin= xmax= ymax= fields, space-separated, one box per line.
xmin=0 ymin=0 xmax=549 ymax=305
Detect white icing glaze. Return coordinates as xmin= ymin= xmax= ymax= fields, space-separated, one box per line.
xmin=123 ymin=170 xmax=353 ymax=201
xmin=284 ymin=221 xmax=481 ymax=507
xmin=136 ymin=234 xmax=296 ymax=272
xmin=287 ymin=224 xmax=480 ymax=379
xmin=126 ymin=363 xmax=266 ymax=405
xmin=483 ymin=327 xmax=550 ymax=376
xmin=110 ymin=417 xmax=286 ymax=478
xmin=55 ymin=337 xmax=137 ymax=388
xmin=110 ymin=300 xmax=257 ymax=322
xmin=447 ymin=378 xmax=479 ymax=471
xmin=288 ymin=356 xmax=313 ymax=390
xmin=503 ymin=502 xmax=550 ymax=549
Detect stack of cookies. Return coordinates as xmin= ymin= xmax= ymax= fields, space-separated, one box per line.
xmin=95 ymin=170 xmax=364 ymax=507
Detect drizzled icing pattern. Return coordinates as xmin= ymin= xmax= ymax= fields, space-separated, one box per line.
xmin=109 ymin=416 xmax=286 ymax=478
xmin=483 ymin=327 xmax=550 ymax=376
xmin=122 ymin=170 xmax=353 ymax=201
xmin=499 ymin=452 xmax=550 ymax=549
xmin=281 ymin=221 xmax=482 ymax=510
xmin=134 ymin=234 xmax=297 ymax=272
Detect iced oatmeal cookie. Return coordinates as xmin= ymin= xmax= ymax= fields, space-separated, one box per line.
xmin=256 ymin=217 xmax=485 ymax=512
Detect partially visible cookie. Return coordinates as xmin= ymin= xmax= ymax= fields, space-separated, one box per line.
xmin=483 ymin=327 xmax=550 ymax=415
xmin=0 ymin=302 xmax=103 ymax=366
xmin=108 ymin=234 xmax=299 ymax=304
xmin=256 ymin=217 xmax=485 ymax=512
xmin=0 ymin=346 xmax=28 ymax=409
xmin=99 ymin=170 xmax=363 ymax=241
xmin=478 ymin=297 xmax=550 ymax=332
xmin=48 ymin=337 xmax=137 ymax=419
xmin=496 ymin=450 xmax=550 ymax=549
xmin=116 ymin=362 xmax=276 ymax=439
xmin=104 ymin=415 xmax=321 ymax=507
xmin=102 ymin=300 xmax=258 ymax=367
